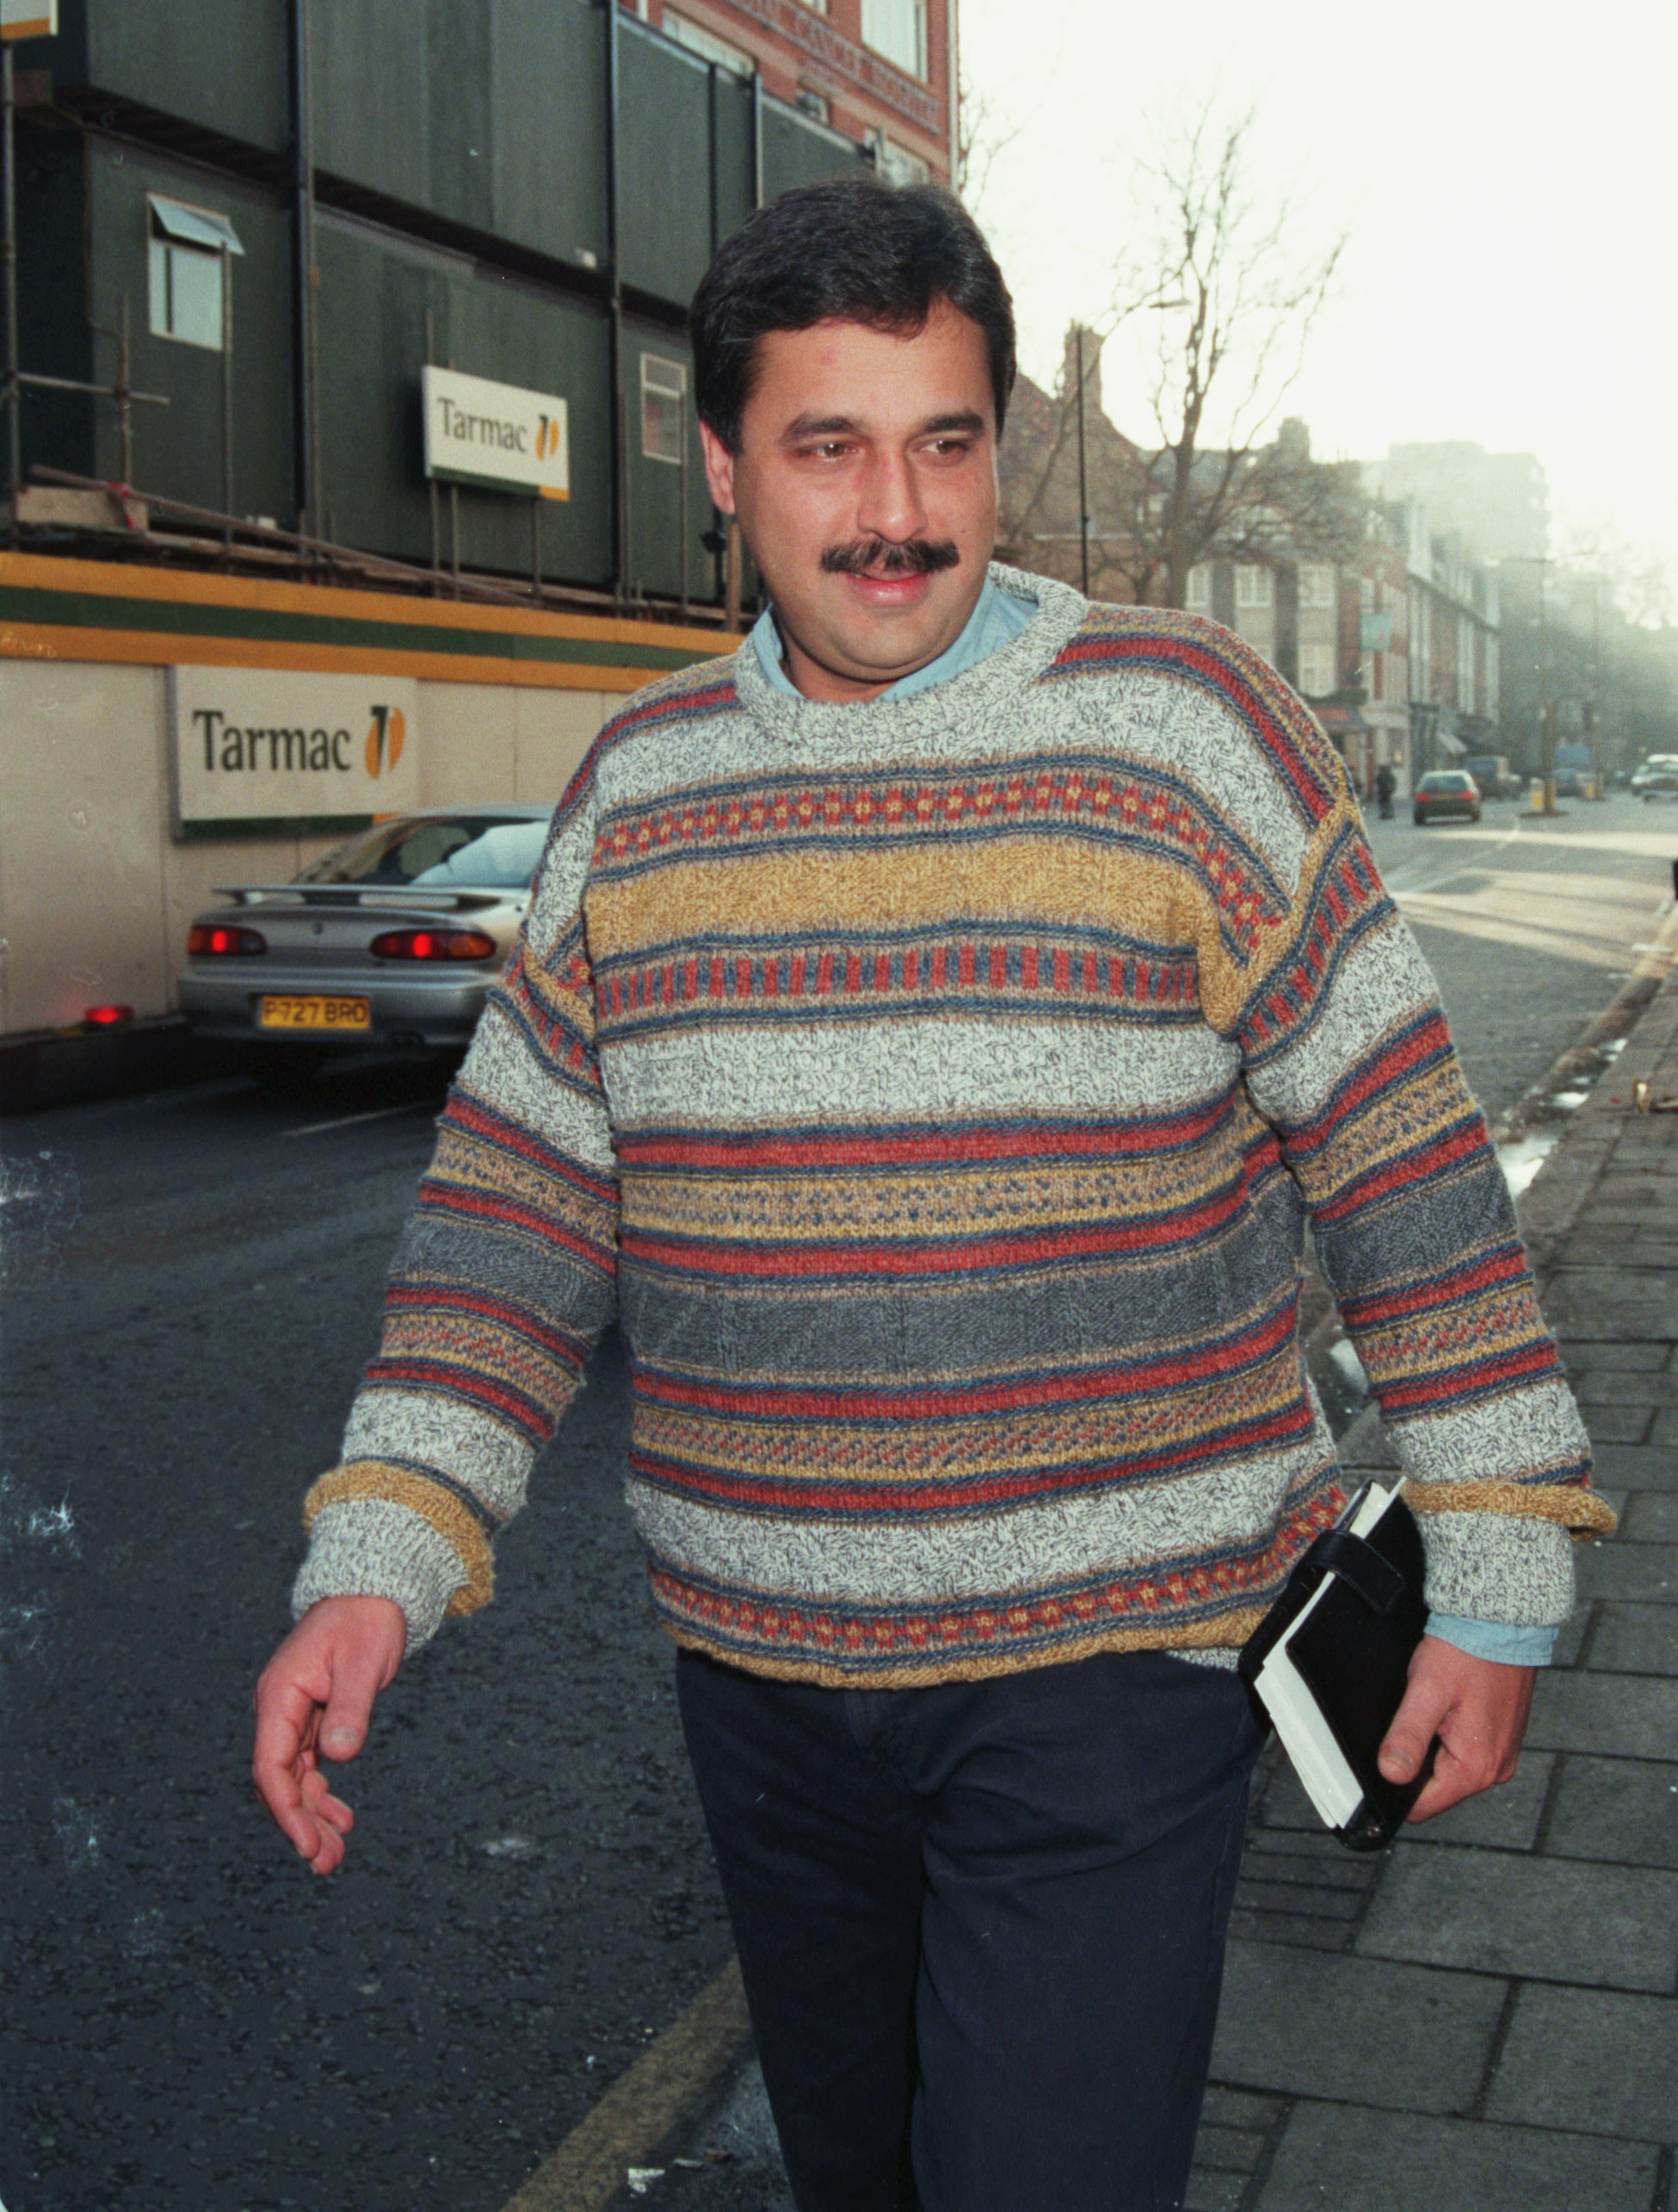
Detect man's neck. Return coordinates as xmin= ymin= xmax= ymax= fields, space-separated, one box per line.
xmin=751 ymin=572 xmax=1035 ymax=705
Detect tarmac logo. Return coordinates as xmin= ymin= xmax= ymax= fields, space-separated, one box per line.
xmin=365 ymin=704 xmax=407 ymax=779
xmin=535 ymin=413 xmax=562 ymax=461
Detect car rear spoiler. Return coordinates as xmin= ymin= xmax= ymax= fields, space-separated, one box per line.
xmin=213 ymin=886 xmax=511 ymax=911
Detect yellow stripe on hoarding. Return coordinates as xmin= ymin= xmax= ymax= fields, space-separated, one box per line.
xmin=0 ymin=552 xmax=724 ymax=654
xmin=0 ymin=622 xmax=679 ymax=692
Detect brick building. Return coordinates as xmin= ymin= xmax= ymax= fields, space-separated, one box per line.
xmin=631 ymin=0 xmax=953 ymax=185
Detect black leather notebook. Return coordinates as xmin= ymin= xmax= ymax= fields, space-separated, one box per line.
xmin=1239 ymin=1481 xmax=1437 ymax=1852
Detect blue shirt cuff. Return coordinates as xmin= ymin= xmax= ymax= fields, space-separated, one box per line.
xmin=1427 ymin=1614 xmax=1559 ymax=1666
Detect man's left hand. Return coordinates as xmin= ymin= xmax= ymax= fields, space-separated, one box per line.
xmin=1377 ymin=1634 xmax=1536 ymax=1824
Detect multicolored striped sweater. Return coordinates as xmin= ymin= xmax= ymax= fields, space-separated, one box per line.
xmin=293 ymin=566 xmax=1611 ymax=1684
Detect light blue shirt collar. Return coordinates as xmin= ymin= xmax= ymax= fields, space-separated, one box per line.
xmin=750 ymin=574 xmax=1036 ymax=702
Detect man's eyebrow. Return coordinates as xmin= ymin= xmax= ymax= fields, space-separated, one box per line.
xmin=777 ymin=408 xmax=989 ymax=443
xmin=780 ymin=412 xmax=863 ymax=443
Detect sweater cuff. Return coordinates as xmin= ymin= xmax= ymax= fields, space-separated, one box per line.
xmin=1426 ymin=1614 xmax=1559 ymax=1667
xmin=1414 ymin=1505 xmax=1576 ymax=1630
xmin=291 ymin=1497 xmax=471 ymax=1650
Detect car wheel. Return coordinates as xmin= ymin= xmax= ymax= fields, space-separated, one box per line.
xmin=239 ymin=1044 xmax=324 ymax=1098
xmin=1413 ymin=810 xmax=1426 ymax=825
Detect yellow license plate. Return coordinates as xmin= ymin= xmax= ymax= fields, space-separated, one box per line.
xmin=259 ymin=994 xmax=371 ymax=1032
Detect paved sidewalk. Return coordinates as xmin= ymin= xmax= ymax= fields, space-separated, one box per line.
xmin=1198 ymin=955 xmax=1678 ymax=2212
xmin=599 ymin=954 xmax=1678 ymax=2212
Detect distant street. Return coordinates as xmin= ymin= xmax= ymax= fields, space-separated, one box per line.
xmin=1364 ymin=791 xmax=1677 ymax=1122
xmin=1 ymin=789 xmax=1673 ymax=2212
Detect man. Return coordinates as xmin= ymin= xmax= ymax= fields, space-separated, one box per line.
xmin=254 ymin=181 xmax=1609 ymax=2212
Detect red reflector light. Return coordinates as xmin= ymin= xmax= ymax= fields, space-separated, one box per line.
xmin=369 ymin=928 xmax=498 ymax=961
xmin=83 ymin=1003 xmax=134 ymax=1027
xmin=188 ymin=924 xmax=267 ymax=956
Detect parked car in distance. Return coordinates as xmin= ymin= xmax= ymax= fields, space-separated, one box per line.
xmin=1552 ymin=743 xmax=1591 ymax=798
xmin=1631 ymin=754 xmax=1678 ymax=801
xmin=1412 ymin=769 xmax=1483 ymax=825
xmin=179 ymin=806 xmax=553 ymax=1089
xmin=1462 ymin=753 xmax=1518 ymax=799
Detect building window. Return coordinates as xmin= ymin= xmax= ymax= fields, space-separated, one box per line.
xmin=1299 ymin=562 xmax=1336 ymax=608
xmin=1299 ymin=645 xmax=1336 ymax=695
xmin=1235 ymin=564 xmax=1272 ymax=608
xmin=147 ymin=195 xmax=244 ymax=350
xmin=640 ymin=352 xmax=688 ymax=465
xmin=873 ymin=133 xmax=929 ymax=187
xmin=663 ymin=9 xmax=752 ymax=76
xmin=861 ymin=0 xmax=926 ymax=77
xmin=1185 ymin=565 xmax=1211 ymax=609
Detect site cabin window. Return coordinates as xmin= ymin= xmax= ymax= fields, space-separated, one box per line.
xmin=861 ymin=0 xmax=927 ymax=77
xmin=1185 ymin=565 xmax=1212 ymax=609
xmin=662 ymin=9 xmax=753 ymax=75
xmin=1235 ymin=564 xmax=1273 ymax=608
xmin=147 ymin=196 xmax=244 ymax=350
xmin=641 ymin=353 xmax=688 ymax=464
xmin=873 ymin=133 xmax=930 ymax=186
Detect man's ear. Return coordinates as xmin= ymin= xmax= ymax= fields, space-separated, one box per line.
xmin=698 ymin=421 xmax=737 ymax=516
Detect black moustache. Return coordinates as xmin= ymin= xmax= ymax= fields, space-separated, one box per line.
xmin=820 ymin=537 xmax=961 ymax=578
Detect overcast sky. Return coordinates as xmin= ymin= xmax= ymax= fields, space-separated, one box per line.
xmin=959 ymin=0 xmax=1676 ymax=577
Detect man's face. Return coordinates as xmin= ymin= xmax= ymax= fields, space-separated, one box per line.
xmin=699 ymin=300 xmax=999 ymax=702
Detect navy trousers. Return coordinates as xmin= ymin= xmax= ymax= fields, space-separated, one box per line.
xmin=676 ymin=1646 xmax=1262 ymax=2212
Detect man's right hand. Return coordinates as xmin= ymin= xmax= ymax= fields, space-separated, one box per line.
xmin=251 ymin=1595 xmax=408 ymax=1875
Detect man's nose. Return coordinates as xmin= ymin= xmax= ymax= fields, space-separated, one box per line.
xmin=854 ymin=449 xmax=927 ymax=544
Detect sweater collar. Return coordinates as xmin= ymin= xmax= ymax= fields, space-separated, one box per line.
xmin=731 ymin=564 xmax=1089 ymax=745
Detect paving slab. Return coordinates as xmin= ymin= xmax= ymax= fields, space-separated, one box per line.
xmin=1199 ymin=2086 xmax=1286 ymax=2133
xmin=1183 ymin=2172 xmax=1244 ymax=2212
xmin=1581 ymin=1403 xmax=1656 ymax=1443
xmin=1558 ymin=1230 xmax=1678 ymax=1268
xmin=1575 ymin=1369 xmax=1678 ymax=1407
xmin=1587 ymin=1442 xmax=1678 ymax=1492
xmin=1542 ymin=1270 xmax=1678 ymax=1341
xmin=1396 ymin=1753 xmax=1554 ymax=1852
xmin=1354 ymin=1846 xmax=1678 ymax=1993
xmin=1544 ymin=1754 xmax=1678 ymax=1870
xmin=1209 ymin=1942 xmax=1506 ymax=2112
xmin=1486 ymin=1983 xmax=1678 ymax=2141
xmin=1620 ymin=1489 xmax=1678 ymax=1540
xmin=1585 ymin=1602 xmax=1678 ymax=1674
xmin=1551 ymin=1607 xmax=1590 ymax=1665
xmin=1189 ymin=2121 xmax=1265 ymax=2176
xmin=1558 ymin=1340 xmax=1674 ymax=1373
xmin=1575 ymin=1538 xmax=1678 ymax=1603
xmin=1255 ymin=2104 xmax=1660 ymax=2212
xmin=1526 ymin=1667 xmax=1678 ymax=1758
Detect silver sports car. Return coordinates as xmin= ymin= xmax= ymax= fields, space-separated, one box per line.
xmin=179 ymin=806 xmax=553 ymax=1087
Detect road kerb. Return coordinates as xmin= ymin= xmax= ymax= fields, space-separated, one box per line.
xmin=499 ymin=1959 xmax=751 ymax=2212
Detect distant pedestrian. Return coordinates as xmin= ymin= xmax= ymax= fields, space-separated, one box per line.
xmin=254 ymin=178 xmax=1611 ymax=2212
xmin=1375 ymin=761 xmax=1397 ymax=818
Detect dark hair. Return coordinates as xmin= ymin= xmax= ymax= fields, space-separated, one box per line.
xmin=690 ymin=176 xmax=1016 ymax=452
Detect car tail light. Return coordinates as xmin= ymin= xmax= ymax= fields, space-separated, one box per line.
xmin=188 ymin=924 xmax=267 ymax=956
xmin=83 ymin=1004 xmax=134 ymax=1027
xmin=368 ymin=928 xmax=498 ymax=961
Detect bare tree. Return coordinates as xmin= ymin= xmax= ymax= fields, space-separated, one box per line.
xmin=1552 ymin=507 xmax=1678 ymax=630
xmin=1107 ymin=102 xmax=1352 ymax=607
